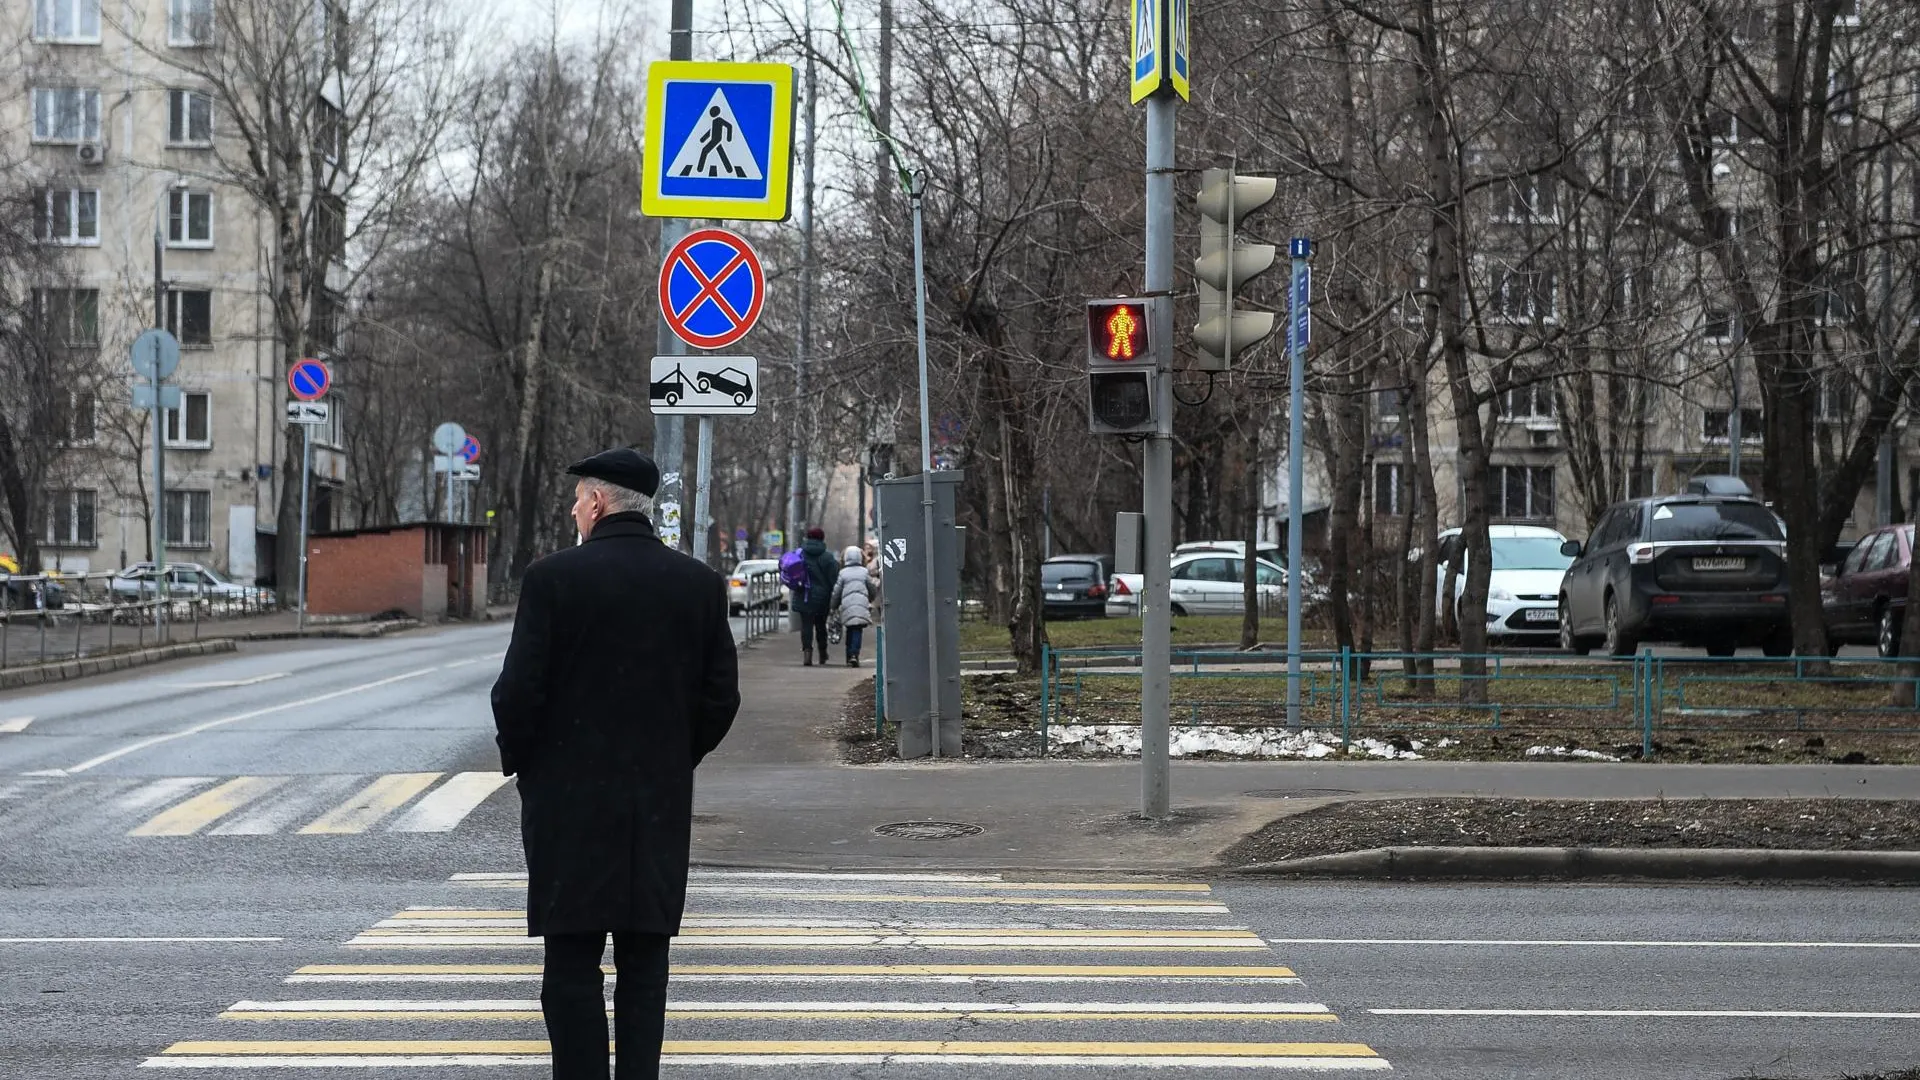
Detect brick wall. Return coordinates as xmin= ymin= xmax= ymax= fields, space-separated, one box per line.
xmin=307 ymin=527 xmax=427 ymax=617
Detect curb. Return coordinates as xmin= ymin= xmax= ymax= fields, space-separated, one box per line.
xmin=1230 ymin=845 xmax=1920 ymax=882
xmin=224 ymin=618 xmax=424 ymax=642
xmin=0 ymin=639 xmax=237 ymax=691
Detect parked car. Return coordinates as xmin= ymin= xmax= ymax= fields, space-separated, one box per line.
xmin=1173 ymin=540 xmax=1324 ymax=591
xmin=1041 ymin=555 xmax=1113 ymax=620
xmin=111 ymin=562 xmax=269 ymax=605
xmin=0 ymin=555 xmax=66 ymax=610
xmin=1557 ymin=479 xmax=1790 ymax=657
xmin=1106 ymin=551 xmax=1288 ymax=617
xmin=727 ymin=558 xmax=783 ymax=616
xmin=1822 ymin=524 xmax=1912 ymax=657
xmin=1433 ymin=525 xmax=1574 ymax=643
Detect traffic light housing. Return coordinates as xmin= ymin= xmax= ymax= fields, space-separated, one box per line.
xmin=1193 ymin=168 xmax=1278 ymax=371
xmin=1086 ymin=298 xmax=1156 ymax=435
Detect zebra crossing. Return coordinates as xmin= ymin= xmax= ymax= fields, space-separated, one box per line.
xmin=141 ymin=870 xmax=1392 ymax=1073
xmin=0 ymin=770 xmax=510 ymax=838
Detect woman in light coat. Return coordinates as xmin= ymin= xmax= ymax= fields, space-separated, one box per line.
xmin=831 ymin=546 xmax=875 ymax=667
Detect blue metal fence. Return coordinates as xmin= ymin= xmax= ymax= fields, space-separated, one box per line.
xmin=1034 ymin=644 xmax=1920 ymax=758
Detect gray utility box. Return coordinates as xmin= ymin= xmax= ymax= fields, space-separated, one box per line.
xmin=875 ymin=471 xmax=964 ymax=759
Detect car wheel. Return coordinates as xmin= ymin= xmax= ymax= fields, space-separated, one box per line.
xmin=1558 ymin=598 xmax=1584 ymax=654
xmin=664 ymin=390 xmax=681 ymax=407
xmin=1879 ymin=606 xmax=1901 ymax=659
xmin=734 ymin=391 xmax=749 ymax=406
xmin=1603 ymin=594 xmax=1637 ymax=658
xmin=730 ymin=604 xmax=743 ymax=617
xmin=1171 ymin=603 xmax=1188 ymax=617
xmin=1762 ymin=633 xmax=1793 ymax=658
xmin=697 ymin=377 xmax=712 ymax=393
xmin=1705 ymin=642 xmax=1736 ymax=658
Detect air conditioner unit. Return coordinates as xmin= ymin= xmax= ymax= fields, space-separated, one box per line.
xmin=75 ymin=142 xmax=105 ymax=166
xmin=1529 ymin=428 xmax=1559 ymax=449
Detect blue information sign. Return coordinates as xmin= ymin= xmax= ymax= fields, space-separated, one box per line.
xmin=642 ymin=62 xmax=796 ymax=222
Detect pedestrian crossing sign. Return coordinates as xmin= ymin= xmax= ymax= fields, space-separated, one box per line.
xmin=643 ymin=61 xmax=796 ymax=222
xmin=1129 ymin=0 xmax=1190 ymax=103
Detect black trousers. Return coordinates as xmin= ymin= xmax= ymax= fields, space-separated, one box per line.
xmin=542 ymin=931 xmax=671 ymax=1080
xmin=799 ymin=610 xmax=830 ymax=656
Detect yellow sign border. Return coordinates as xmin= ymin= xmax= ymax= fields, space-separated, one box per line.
xmin=1129 ymin=0 xmax=1163 ymax=104
xmin=642 ymin=61 xmax=796 ymax=222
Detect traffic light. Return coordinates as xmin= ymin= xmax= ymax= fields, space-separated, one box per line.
xmin=1193 ymin=167 xmax=1278 ymax=371
xmin=1086 ymin=297 xmax=1156 ymax=435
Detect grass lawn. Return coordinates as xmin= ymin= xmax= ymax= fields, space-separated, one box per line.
xmin=960 ymin=615 xmax=1331 ymax=654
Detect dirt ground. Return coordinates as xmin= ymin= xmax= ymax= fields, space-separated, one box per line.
xmin=1220 ymin=797 xmax=1920 ymax=866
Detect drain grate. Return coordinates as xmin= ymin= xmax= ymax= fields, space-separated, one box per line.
xmin=873 ymin=820 xmax=985 ymax=841
xmin=1242 ymin=788 xmax=1357 ymax=799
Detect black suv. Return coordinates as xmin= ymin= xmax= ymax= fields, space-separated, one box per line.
xmin=1557 ymin=480 xmax=1790 ymax=657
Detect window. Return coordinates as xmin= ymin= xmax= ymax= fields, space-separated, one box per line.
xmin=1493 ymin=176 xmax=1558 ymax=223
xmin=165 ymin=189 xmax=215 ymax=247
xmin=1648 ymin=501 xmax=1782 ymax=542
xmin=1610 ymin=376 xmax=1655 ymax=426
xmin=34 ymin=288 xmax=99 ymax=346
xmin=164 ymin=490 xmax=213 ymax=548
xmin=1836 ymin=0 xmax=1859 ymax=26
xmin=1707 ymin=109 xmax=1748 ymax=143
xmin=1501 ymin=376 xmax=1557 ymax=421
xmin=37 ymin=188 xmax=98 ymax=245
xmin=164 ymin=391 xmax=212 ymax=447
xmin=1375 ymin=462 xmax=1411 ymax=516
xmin=308 ymin=289 xmax=344 ymax=353
xmin=1626 ymin=466 xmax=1656 ymax=499
xmin=1611 ymin=166 xmax=1653 ymax=211
xmin=1710 ymin=206 xmax=1760 ymax=243
xmin=1703 ymin=407 xmax=1763 ymax=442
xmin=165 ymin=289 xmax=213 ymax=346
xmin=314 ymin=98 xmax=345 ymax=163
xmin=31 ymin=88 xmax=101 ymax=143
xmin=1491 ymin=266 xmax=1557 ymax=321
xmin=168 ymin=0 xmax=213 ymax=44
xmin=1375 ymin=386 xmax=1406 ymax=421
xmin=314 ymin=195 xmax=346 ymax=265
xmin=1703 ymin=306 xmax=1736 ymax=342
xmin=1814 ymin=371 xmax=1851 ymax=423
xmin=1611 ymin=266 xmax=1654 ymax=320
xmin=1173 ymin=558 xmax=1237 ymax=583
xmin=43 ymin=489 xmax=95 ymax=547
xmin=167 ymin=89 xmax=214 ymax=145
xmin=316 ymin=395 xmax=344 ymax=448
xmin=1488 ymin=464 xmax=1556 ymax=520
xmin=50 ymin=390 xmax=95 ymax=444
xmin=33 ymin=0 xmax=100 ymax=41
xmin=1830 ymin=69 xmax=1857 ymax=122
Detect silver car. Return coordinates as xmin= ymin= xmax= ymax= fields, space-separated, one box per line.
xmin=727 ymin=559 xmax=783 ymax=616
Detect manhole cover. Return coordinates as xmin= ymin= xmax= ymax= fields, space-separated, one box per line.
xmin=873 ymin=821 xmax=985 ymax=841
xmin=1242 ymin=788 xmax=1357 ymax=799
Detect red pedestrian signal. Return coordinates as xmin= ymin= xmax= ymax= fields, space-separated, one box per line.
xmin=1088 ymin=299 xmax=1149 ymax=363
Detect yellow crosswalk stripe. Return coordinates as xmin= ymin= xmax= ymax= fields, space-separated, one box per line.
xmin=157 ymin=1038 xmax=1384 ymax=1057
xmin=129 ymin=777 xmax=286 ymax=836
xmin=291 ymin=962 xmax=1302 ymax=979
xmin=298 ymin=774 xmax=441 ymax=835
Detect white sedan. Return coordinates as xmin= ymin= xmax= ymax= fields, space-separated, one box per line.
xmin=727 ymin=559 xmax=784 ymax=616
xmin=1432 ymin=524 xmax=1575 ymax=641
xmin=1105 ymin=552 xmax=1289 ymax=617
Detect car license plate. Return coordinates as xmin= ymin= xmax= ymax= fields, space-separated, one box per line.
xmin=1692 ymin=557 xmax=1745 ymax=571
xmin=1046 ymin=592 xmax=1074 ymax=602
xmin=1523 ymin=608 xmax=1557 ymax=622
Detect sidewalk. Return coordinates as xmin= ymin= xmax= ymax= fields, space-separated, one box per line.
xmin=694 ymin=644 xmax=1920 ymax=874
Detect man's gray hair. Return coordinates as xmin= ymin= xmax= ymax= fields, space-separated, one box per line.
xmin=583 ymin=478 xmax=654 ymax=517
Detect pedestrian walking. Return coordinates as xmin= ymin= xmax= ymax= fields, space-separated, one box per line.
xmin=793 ymin=527 xmax=840 ymax=666
xmin=491 ymin=446 xmax=741 ymax=1080
xmin=831 ymin=546 xmax=874 ymax=667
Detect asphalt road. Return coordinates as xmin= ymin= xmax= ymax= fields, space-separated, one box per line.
xmin=1 ymin=625 xmax=1915 ymax=1079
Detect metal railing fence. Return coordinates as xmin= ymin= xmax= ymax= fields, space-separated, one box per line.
xmin=0 ymin=570 xmax=278 ymax=670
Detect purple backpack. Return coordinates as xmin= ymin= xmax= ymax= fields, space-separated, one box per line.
xmin=779 ymin=550 xmax=808 ymax=597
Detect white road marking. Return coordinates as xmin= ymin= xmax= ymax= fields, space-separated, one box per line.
xmin=22 ymin=768 xmax=67 ymax=777
xmin=441 ymin=659 xmax=479 ymax=669
xmin=143 ymin=1054 xmax=1392 ymax=1070
xmin=1372 ymin=1008 xmax=1920 ymax=1019
xmin=227 ymin=998 xmax=1334 ymax=1016
xmin=115 ymin=777 xmax=216 ymax=814
xmin=212 ymin=775 xmax=365 ymax=836
xmin=449 ymin=871 xmax=1007 ymax=883
xmin=388 ymin=773 xmax=510 ymax=833
xmin=376 ymin=917 xmax=1251 ymax=931
xmin=0 ymin=716 xmax=33 ymax=733
xmin=0 ymin=930 xmax=280 ymax=937
xmin=62 ymin=666 xmax=442 ymax=774
xmin=285 ymin=972 xmax=1307 ymax=985
xmin=167 ymin=673 xmax=290 ymax=689
xmin=1270 ymin=937 xmax=1920 ymax=950
xmin=347 ymin=933 xmax=1271 ymax=949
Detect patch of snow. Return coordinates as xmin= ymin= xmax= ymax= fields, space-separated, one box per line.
xmin=1047 ymin=725 xmax=1426 ymax=760
xmin=1524 ymin=744 xmax=1621 ymax=762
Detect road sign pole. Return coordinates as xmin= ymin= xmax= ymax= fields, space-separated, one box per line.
xmin=652 ymin=0 xmax=694 ymax=553
xmin=692 ymin=416 xmax=714 ymax=565
xmin=1286 ymin=242 xmax=1310 ymax=730
xmin=1141 ymin=86 xmax=1175 ymax=820
xmin=297 ymin=423 xmax=312 ymax=632
xmin=910 ymin=173 xmax=941 ymax=759
xmin=153 ymin=212 xmax=167 ymax=637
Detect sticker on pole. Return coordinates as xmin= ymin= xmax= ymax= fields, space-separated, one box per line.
xmin=649 ymin=356 xmax=758 ymax=415
xmin=642 ymin=61 xmax=795 ymax=221
xmin=659 ymin=228 xmax=765 ymax=350
xmin=288 ymin=358 xmax=331 ymax=401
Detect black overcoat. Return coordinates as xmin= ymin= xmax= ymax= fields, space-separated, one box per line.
xmin=491 ymin=512 xmax=740 ymax=938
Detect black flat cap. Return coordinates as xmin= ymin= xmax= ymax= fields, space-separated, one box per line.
xmin=565 ymin=446 xmax=660 ymax=497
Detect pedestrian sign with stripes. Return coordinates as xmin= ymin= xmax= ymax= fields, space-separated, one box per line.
xmin=642 ymin=61 xmax=796 ymax=222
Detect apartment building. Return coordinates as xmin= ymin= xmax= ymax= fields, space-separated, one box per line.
xmin=5 ymin=0 xmax=347 ymax=582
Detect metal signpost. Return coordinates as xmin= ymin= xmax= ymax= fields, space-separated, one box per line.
xmin=287 ymin=359 xmax=331 ymax=632
xmin=1285 ymin=241 xmax=1312 ymax=729
xmin=1131 ymin=0 xmax=1188 ymax=818
xmin=432 ymin=422 xmax=466 ymax=527
xmin=132 ymin=329 xmax=180 ymax=634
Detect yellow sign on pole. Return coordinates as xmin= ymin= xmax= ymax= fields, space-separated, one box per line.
xmin=642 ymin=61 xmax=797 ymax=221
xmin=1130 ymin=0 xmax=1190 ymax=103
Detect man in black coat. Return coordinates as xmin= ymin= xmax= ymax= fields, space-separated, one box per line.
xmin=491 ymin=446 xmax=740 ymax=1080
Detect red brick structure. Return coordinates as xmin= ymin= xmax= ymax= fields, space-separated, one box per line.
xmin=306 ymin=523 xmax=490 ymax=620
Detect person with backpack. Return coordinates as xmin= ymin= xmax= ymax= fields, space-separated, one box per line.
xmin=831 ymin=546 xmax=874 ymax=667
xmin=791 ymin=527 xmax=840 ymax=666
